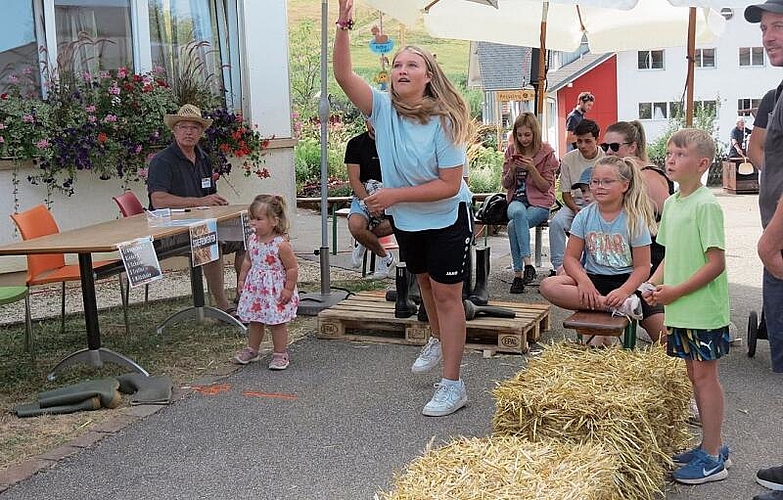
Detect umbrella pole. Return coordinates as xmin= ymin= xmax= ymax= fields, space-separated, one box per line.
xmin=685 ymin=7 xmax=696 ymax=127
xmin=298 ymin=0 xmax=349 ymax=315
xmin=536 ymin=2 xmax=549 ymax=121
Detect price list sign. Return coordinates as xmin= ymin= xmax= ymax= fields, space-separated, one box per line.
xmin=118 ymin=236 xmax=163 ymax=288
xmin=240 ymin=210 xmax=253 ymax=250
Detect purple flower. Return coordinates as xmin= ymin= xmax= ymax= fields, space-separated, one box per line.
xmin=82 ymin=72 xmax=92 ymax=82
xmin=88 ymin=115 xmax=97 ymax=123
xmin=103 ymin=114 xmax=117 ymax=123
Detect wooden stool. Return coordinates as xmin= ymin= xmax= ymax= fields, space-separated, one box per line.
xmin=563 ymin=310 xmax=637 ymax=349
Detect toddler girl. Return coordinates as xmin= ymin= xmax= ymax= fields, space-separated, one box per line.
xmin=233 ymin=194 xmax=299 ymax=369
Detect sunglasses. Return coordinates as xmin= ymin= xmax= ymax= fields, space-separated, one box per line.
xmin=600 ymin=142 xmax=631 ymax=152
xmin=580 ymin=93 xmax=595 ymax=102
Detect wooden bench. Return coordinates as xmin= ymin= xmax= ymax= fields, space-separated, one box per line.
xmin=562 ymin=311 xmax=638 ymax=349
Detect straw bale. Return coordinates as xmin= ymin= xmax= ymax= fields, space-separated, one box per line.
xmin=492 ymin=342 xmax=693 ymax=500
xmin=376 ymin=436 xmax=620 ymax=500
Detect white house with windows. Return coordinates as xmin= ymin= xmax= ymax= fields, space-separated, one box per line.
xmin=0 ymin=0 xmax=294 ymax=272
xmin=616 ymin=6 xmax=781 ymax=149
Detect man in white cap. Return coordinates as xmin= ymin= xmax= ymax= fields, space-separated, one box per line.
xmin=745 ymin=1 xmax=783 ymax=498
xmin=147 ymin=104 xmax=245 ymax=316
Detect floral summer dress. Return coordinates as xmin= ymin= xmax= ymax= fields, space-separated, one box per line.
xmin=237 ymin=235 xmax=299 ymax=325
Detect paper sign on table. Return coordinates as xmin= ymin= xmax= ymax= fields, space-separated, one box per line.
xmin=190 ymin=219 xmax=219 ymax=267
xmin=118 ymin=236 xmax=163 ymax=287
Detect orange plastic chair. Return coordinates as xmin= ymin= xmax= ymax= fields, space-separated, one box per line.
xmin=362 ymin=234 xmax=400 ymax=277
xmin=112 ymin=191 xmax=157 ymax=307
xmin=10 ymin=204 xmax=126 ymax=346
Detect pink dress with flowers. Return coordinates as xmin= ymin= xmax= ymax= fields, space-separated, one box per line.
xmin=237 ymin=235 xmax=299 ymax=325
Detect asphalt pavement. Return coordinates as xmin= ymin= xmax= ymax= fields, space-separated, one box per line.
xmin=1 ymin=188 xmax=781 ymax=500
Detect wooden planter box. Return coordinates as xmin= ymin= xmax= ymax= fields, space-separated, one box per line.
xmin=722 ymin=159 xmax=759 ymax=194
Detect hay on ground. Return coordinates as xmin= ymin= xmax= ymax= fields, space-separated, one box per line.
xmin=376 ymin=435 xmax=619 ymax=500
xmin=492 ymin=342 xmax=693 ymax=500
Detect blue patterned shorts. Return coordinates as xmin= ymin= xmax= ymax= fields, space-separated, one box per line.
xmin=666 ymin=326 xmax=731 ymax=361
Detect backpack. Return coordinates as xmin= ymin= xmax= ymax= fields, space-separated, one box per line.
xmin=475 ymin=193 xmax=509 ymax=225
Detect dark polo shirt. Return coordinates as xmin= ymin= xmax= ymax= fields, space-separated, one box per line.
xmin=146 ymin=142 xmax=215 ymax=209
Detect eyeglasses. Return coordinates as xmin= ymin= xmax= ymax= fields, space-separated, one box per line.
xmin=589 ymin=179 xmax=621 ymax=188
xmin=599 ymin=142 xmax=631 ymax=152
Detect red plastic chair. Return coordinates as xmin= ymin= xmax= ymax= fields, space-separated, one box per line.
xmin=10 ymin=205 xmax=126 ymax=350
xmin=112 ymin=191 xmax=145 ymax=217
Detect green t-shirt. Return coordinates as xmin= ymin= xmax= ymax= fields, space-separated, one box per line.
xmin=657 ymin=186 xmax=729 ymax=329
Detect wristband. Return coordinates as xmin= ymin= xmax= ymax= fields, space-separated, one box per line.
xmin=335 ymin=19 xmax=354 ymax=30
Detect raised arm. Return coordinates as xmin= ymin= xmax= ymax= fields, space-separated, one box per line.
xmin=333 ymin=0 xmax=373 ymax=116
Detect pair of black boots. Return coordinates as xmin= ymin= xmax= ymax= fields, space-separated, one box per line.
xmin=393 ymin=246 xmax=491 ymax=319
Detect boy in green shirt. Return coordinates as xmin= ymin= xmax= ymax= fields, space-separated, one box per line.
xmin=642 ymin=128 xmax=731 ymax=485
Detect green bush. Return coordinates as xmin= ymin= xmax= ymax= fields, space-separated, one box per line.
xmin=468 ymin=145 xmax=503 ymax=193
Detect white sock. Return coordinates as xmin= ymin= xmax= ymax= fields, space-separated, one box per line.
xmin=440 ymin=378 xmax=462 ymax=387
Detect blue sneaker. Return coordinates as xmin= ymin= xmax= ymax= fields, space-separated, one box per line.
xmin=672 ymin=448 xmax=728 ymax=485
xmin=422 ymin=380 xmax=467 ymax=417
xmin=673 ymin=443 xmax=732 ymax=468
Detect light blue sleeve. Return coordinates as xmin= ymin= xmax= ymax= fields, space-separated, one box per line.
xmin=435 ymin=120 xmax=466 ymax=169
xmin=570 ymin=208 xmax=588 ymax=239
xmin=629 ymin=215 xmax=652 ymax=247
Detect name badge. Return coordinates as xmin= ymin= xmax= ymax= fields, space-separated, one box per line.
xmin=201 ymin=177 xmax=211 ymax=189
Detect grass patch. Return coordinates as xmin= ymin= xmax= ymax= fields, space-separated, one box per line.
xmin=0 ymin=275 xmax=385 ymax=472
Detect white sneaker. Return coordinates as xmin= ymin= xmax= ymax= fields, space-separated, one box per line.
xmin=422 ymin=380 xmax=467 ymax=417
xmin=373 ymin=252 xmax=395 ymax=278
xmin=350 ymin=242 xmax=366 ymax=268
xmin=612 ymin=294 xmax=643 ymax=320
xmin=411 ymin=337 xmax=442 ymax=374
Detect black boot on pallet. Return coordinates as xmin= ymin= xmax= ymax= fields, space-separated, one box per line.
xmin=468 ymin=246 xmax=490 ymax=305
xmin=394 ymin=263 xmax=418 ymax=318
xmin=417 ymin=298 xmax=428 ymax=322
xmin=385 ymin=269 xmax=421 ymax=304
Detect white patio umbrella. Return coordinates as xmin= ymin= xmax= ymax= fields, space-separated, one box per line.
xmin=363 ymin=0 xmax=731 ymax=123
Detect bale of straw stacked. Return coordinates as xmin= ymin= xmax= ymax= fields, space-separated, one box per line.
xmin=376 ymin=435 xmax=620 ymax=500
xmin=492 ymin=342 xmax=693 ymax=500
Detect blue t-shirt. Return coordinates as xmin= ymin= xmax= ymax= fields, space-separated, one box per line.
xmin=569 ymin=202 xmax=651 ymax=275
xmin=370 ymin=88 xmax=471 ymax=231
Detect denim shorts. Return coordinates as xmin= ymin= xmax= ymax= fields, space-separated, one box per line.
xmin=666 ymin=326 xmax=731 ymax=361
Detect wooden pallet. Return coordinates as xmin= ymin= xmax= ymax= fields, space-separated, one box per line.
xmin=317 ymin=291 xmax=550 ymax=354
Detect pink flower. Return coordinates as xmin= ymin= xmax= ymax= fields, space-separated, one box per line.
xmin=22 ymin=114 xmax=34 ymax=123
xmin=0 ymin=123 xmax=5 ymax=130
xmin=153 ymin=65 xmax=165 ymax=74
xmin=8 ymin=75 xmax=18 ymax=83
xmin=88 ymin=115 xmax=97 ymax=123
xmin=36 ymin=139 xmax=50 ymax=149
xmin=134 ymin=144 xmax=142 ymax=154
xmin=103 ymin=114 xmax=117 ymax=123
xmin=138 ymin=167 xmax=148 ymax=179
xmin=108 ymin=86 xmax=121 ymax=96
xmin=117 ymin=67 xmax=128 ymax=79
xmin=0 ymin=136 xmax=4 ymax=143
xmin=82 ymin=72 xmax=92 ymax=81
xmin=85 ymin=105 xmax=96 ymax=113
xmin=99 ymin=71 xmax=110 ymax=79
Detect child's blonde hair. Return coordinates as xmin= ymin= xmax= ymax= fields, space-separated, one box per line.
xmin=606 ymin=120 xmax=648 ymax=162
xmin=249 ymin=194 xmax=289 ymax=237
xmin=511 ymin=112 xmax=542 ymax=157
xmin=595 ymin=156 xmax=658 ymax=238
xmin=390 ymin=45 xmax=474 ymax=145
xmin=668 ymin=128 xmax=716 ymax=163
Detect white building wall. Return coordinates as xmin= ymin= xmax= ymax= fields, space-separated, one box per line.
xmin=616 ymin=10 xmax=781 ymax=149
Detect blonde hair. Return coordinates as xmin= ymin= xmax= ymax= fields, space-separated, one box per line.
xmin=595 ymin=156 xmax=658 ymax=238
xmin=606 ymin=120 xmax=649 ymax=162
xmin=249 ymin=194 xmax=289 ymax=237
xmin=389 ymin=45 xmax=474 ymax=145
xmin=510 ymin=112 xmax=542 ymax=157
xmin=668 ymin=128 xmax=716 ymax=162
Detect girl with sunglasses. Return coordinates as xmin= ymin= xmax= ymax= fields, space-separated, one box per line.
xmin=601 ymin=120 xmax=672 ymax=343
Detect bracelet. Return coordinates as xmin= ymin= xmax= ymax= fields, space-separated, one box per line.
xmin=335 ymin=19 xmax=354 ymax=30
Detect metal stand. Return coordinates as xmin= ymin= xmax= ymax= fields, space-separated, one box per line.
xmin=156 ymin=260 xmax=247 ymax=334
xmin=48 ymin=347 xmax=149 ymax=381
xmin=298 ymin=246 xmax=349 ymax=316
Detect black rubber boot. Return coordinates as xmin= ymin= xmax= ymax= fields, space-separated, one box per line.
xmin=468 ymin=246 xmax=490 ymax=305
xmin=417 ymin=298 xmax=428 ymax=322
xmin=394 ymin=263 xmax=418 ymax=318
xmin=385 ymin=268 xmax=421 ymax=304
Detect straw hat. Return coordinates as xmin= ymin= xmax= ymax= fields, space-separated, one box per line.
xmin=163 ymin=104 xmax=213 ymax=130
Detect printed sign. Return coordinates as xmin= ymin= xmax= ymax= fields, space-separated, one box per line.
xmin=118 ymin=236 xmax=163 ymax=288
xmin=240 ymin=210 xmax=254 ymax=250
xmin=497 ymin=89 xmax=535 ymax=102
xmin=369 ymin=39 xmax=394 ymax=54
xmin=190 ymin=219 xmax=219 ymax=267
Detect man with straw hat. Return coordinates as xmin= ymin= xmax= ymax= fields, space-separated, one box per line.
xmin=746 ymin=0 xmax=783 ymax=497
xmin=147 ymin=104 xmax=245 ymax=317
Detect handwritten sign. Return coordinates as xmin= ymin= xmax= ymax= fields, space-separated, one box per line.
xmin=241 ymin=210 xmax=253 ymax=250
xmin=190 ymin=219 xmax=219 ymax=267
xmin=497 ymin=89 xmax=535 ymax=102
xmin=369 ymin=39 xmax=394 ymax=54
xmin=118 ymin=237 xmax=163 ymax=288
